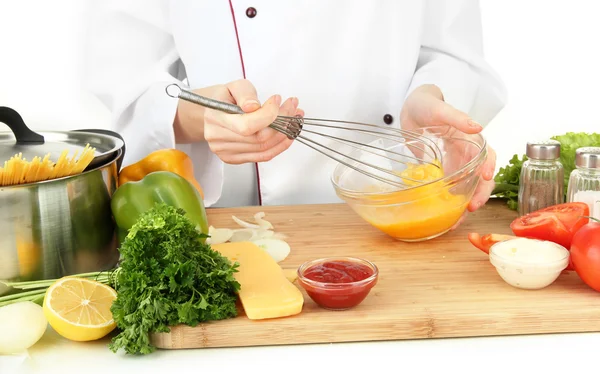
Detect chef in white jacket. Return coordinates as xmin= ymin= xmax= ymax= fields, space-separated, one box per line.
xmin=84 ymin=0 xmax=507 ymax=217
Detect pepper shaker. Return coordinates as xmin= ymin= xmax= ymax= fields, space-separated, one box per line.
xmin=566 ymin=147 xmax=600 ymax=220
xmin=518 ymin=140 xmax=564 ymax=216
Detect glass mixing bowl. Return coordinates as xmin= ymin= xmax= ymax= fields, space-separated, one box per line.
xmin=331 ymin=124 xmax=487 ymax=242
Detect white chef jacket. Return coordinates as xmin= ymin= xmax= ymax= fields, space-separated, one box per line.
xmin=83 ymin=0 xmax=507 ymax=208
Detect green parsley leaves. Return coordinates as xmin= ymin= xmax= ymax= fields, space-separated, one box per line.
xmin=108 ymin=203 xmax=240 ymax=355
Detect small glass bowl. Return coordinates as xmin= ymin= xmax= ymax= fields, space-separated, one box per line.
xmin=331 ymin=125 xmax=487 ymax=242
xmin=489 ymin=239 xmax=570 ymax=290
xmin=296 ymin=256 xmax=379 ymax=311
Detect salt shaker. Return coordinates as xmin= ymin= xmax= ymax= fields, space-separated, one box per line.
xmin=518 ymin=140 xmax=564 ymax=216
xmin=566 ymin=147 xmax=600 ymax=220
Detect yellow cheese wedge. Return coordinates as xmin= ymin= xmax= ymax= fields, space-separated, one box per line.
xmin=213 ymin=242 xmax=304 ymax=320
xmin=281 ymin=268 xmax=298 ymax=283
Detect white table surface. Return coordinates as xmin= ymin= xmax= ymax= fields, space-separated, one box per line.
xmin=1 ymin=327 xmax=597 ymax=374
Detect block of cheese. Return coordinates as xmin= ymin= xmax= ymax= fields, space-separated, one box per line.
xmin=281 ymin=268 xmax=298 ymax=283
xmin=212 ymin=242 xmax=304 ymax=320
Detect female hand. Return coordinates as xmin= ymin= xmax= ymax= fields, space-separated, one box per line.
xmin=400 ymin=84 xmax=496 ymax=217
xmin=173 ymin=79 xmax=303 ymax=164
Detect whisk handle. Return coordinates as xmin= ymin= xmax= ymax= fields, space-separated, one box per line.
xmin=165 ymin=83 xmax=245 ymax=115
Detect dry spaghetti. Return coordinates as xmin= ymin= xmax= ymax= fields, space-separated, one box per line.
xmin=0 ymin=144 xmax=96 ymax=186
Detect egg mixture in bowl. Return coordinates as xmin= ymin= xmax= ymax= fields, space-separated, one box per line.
xmin=331 ymin=125 xmax=487 ymax=242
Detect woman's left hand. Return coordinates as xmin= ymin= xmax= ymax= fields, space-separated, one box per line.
xmin=400 ymin=84 xmax=497 ymax=218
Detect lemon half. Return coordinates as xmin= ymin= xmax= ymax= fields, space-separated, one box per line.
xmin=43 ymin=277 xmax=117 ymax=342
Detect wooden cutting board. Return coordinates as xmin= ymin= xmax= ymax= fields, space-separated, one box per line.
xmin=150 ymin=199 xmax=600 ymax=349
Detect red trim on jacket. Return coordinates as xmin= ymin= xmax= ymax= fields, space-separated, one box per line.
xmin=228 ymin=0 xmax=263 ymax=206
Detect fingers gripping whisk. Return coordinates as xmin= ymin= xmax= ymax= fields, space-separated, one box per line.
xmin=270 ymin=115 xmax=304 ymax=140
xmin=165 ymin=83 xmax=304 ymax=140
xmin=166 ymin=84 xmax=444 ymax=189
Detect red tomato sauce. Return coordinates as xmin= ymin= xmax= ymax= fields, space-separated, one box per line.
xmin=299 ymin=260 xmax=377 ymax=310
xmin=303 ymin=260 xmax=374 ymax=283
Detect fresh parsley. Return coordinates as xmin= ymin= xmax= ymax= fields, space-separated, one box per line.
xmin=108 ymin=203 xmax=240 ymax=355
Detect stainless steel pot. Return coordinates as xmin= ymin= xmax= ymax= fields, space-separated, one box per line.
xmin=0 ymin=107 xmax=125 ymax=284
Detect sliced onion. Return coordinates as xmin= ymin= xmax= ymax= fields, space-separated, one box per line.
xmin=210 ymin=213 xmax=288 ymax=253
xmin=206 ymin=226 xmax=233 ymax=245
xmin=232 ymin=215 xmax=260 ymax=229
xmin=255 ymin=229 xmax=275 ymax=239
xmin=251 ymin=238 xmax=291 ymax=263
xmin=229 ymin=229 xmax=259 ymax=242
xmin=272 ymin=232 xmax=288 ymax=240
xmin=253 ymin=212 xmax=273 ymax=230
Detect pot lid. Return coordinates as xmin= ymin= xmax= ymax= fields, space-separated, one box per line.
xmin=0 ymin=130 xmax=123 ymax=165
xmin=0 ymin=107 xmax=124 ymax=167
xmin=0 ymin=130 xmax=122 ymax=160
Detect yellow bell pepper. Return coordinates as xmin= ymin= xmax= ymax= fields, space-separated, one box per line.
xmin=118 ymin=149 xmax=204 ymax=198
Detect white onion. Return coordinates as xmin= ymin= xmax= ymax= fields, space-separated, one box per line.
xmin=231 ymin=215 xmax=260 ymax=229
xmin=271 ymin=232 xmax=288 ymax=240
xmin=251 ymin=238 xmax=291 ymax=263
xmin=253 ymin=212 xmax=274 ymax=230
xmin=211 ymin=213 xmax=291 ymax=263
xmin=255 ymin=229 xmax=275 ymax=239
xmin=0 ymin=301 xmax=48 ymax=354
xmin=206 ymin=226 xmax=233 ymax=245
xmin=229 ymin=229 xmax=259 ymax=242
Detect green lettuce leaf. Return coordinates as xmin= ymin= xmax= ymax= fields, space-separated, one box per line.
xmin=492 ymin=154 xmax=526 ymax=210
xmin=551 ymin=132 xmax=600 ymax=191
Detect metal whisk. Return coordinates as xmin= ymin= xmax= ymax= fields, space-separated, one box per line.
xmin=165 ymin=84 xmax=443 ymax=189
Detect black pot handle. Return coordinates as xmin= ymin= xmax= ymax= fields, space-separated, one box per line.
xmin=0 ymin=106 xmax=45 ymax=144
xmin=73 ymin=129 xmax=126 ymax=171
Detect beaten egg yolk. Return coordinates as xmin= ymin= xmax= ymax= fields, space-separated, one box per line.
xmin=358 ymin=160 xmax=468 ymax=241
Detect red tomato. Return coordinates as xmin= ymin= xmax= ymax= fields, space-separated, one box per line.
xmin=510 ymin=202 xmax=589 ymax=249
xmin=468 ymin=232 xmax=517 ymax=254
xmin=570 ymin=221 xmax=600 ymax=292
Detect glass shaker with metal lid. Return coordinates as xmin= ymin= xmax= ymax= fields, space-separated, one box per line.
xmin=566 ymin=147 xmax=600 ymax=219
xmin=518 ymin=140 xmax=564 ymax=216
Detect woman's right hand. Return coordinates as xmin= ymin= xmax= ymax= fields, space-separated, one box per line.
xmin=173 ymin=79 xmax=302 ymax=164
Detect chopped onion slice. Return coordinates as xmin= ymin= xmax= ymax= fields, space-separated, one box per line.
xmin=206 ymin=226 xmax=233 ymax=245
xmin=209 ymin=213 xmax=290 ymax=259
xmin=251 ymin=238 xmax=291 ymax=263
xmin=256 ymin=229 xmax=274 ymax=239
xmin=254 ymin=212 xmax=274 ymax=230
xmin=229 ymin=229 xmax=259 ymax=242
xmin=232 ymin=215 xmax=260 ymax=229
xmin=272 ymin=232 xmax=288 ymax=240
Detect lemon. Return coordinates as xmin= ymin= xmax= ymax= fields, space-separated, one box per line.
xmin=43 ymin=276 xmax=117 ymax=342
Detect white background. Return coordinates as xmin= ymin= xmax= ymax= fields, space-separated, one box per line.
xmin=1 ymin=0 xmax=599 ymax=174
xmin=1 ymin=1 xmax=600 ymax=372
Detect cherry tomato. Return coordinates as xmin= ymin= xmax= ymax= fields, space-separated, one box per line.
xmin=468 ymin=232 xmax=517 ymax=254
xmin=510 ymin=202 xmax=589 ymax=249
xmin=570 ymin=220 xmax=600 ymax=292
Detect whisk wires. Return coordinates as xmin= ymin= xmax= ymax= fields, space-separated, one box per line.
xmin=166 ymin=83 xmax=444 ymax=189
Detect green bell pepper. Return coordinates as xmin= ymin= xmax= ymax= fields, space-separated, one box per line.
xmin=111 ymin=171 xmax=209 ymax=243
